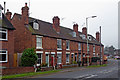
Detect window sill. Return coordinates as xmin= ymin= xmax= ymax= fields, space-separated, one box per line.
xmin=36 ymin=47 xmax=43 ymax=49
xmin=0 ymin=61 xmax=8 ymax=63
xmin=66 ymin=49 xmax=70 ymax=50
xmin=57 ymin=48 xmax=62 ymax=50
xmin=66 ymin=62 xmax=69 ymax=63
xmin=0 ymin=39 xmax=8 ymax=41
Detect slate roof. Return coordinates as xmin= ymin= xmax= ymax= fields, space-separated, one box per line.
xmin=0 ymin=13 xmax=15 ymax=30
xmin=15 ymin=13 xmax=103 ymax=46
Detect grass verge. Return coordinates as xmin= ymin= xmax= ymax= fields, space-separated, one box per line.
xmin=2 ymin=70 xmax=61 ymax=79
xmin=86 ymin=64 xmax=107 ymax=68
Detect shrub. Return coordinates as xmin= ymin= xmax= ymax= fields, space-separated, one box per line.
xmin=73 ymin=61 xmax=77 ymax=64
xmin=21 ymin=48 xmax=38 ymax=67
xmin=91 ymin=57 xmax=100 ymax=62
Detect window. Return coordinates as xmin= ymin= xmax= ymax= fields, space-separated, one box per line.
xmin=71 ymin=53 xmax=74 ymax=64
xmin=37 ymin=53 xmax=42 ymax=64
xmin=36 ymin=36 xmax=42 ymax=49
xmin=93 ymin=45 xmax=95 ymax=52
xmin=66 ymin=52 xmax=70 ymax=63
xmin=87 ymin=44 xmax=89 ymax=52
xmin=46 ymin=54 xmax=49 ymax=67
xmin=57 ymin=53 xmax=62 ymax=64
xmin=75 ymin=53 xmax=77 ymax=62
xmin=66 ymin=40 xmax=70 ymax=50
xmin=0 ymin=28 xmax=7 ymax=40
xmin=78 ymin=53 xmax=81 ymax=61
xmin=33 ymin=22 xmax=39 ymax=30
xmin=0 ymin=50 xmax=7 ymax=62
xmin=93 ymin=53 xmax=95 ymax=57
xmin=78 ymin=43 xmax=81 ymax=50
xmin=57 ymin=39 xmax=62 ymax=50
xmin=88 ymin=36 xmax=92 ymax=41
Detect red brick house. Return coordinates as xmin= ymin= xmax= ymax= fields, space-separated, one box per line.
xmin=11 ymin=3 xmax=104 ymax=67
xmin=0 ymin=5 xmax=15 ymax=68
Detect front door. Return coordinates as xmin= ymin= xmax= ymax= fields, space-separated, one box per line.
xmin=51 ymin=55 xmax=55 ymax=66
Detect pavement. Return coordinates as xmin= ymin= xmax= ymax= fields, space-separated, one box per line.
xmin=7 ymin=59 xmax=120 ymax=80
xmin=29 ymin=59 xmax=120 ymax=80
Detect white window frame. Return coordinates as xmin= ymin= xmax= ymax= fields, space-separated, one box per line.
xmin=78 ymin=43 xmax=81 ymax=50
xmin=36 ymin=35 xmax=43 ymax=49
xmin=0 ymin=28 xmax=8 ymax=41
xmin=66 ymin=40 xmax=70 ymax=50
xmin=33 ymin=22 xmax=39 ymax=30
xmin=93 ymin=45 xmax=95 ymax=52
xmin=88 ymin=44 xmax=90 ymax=51
xmin=66 ymin=52 xmax=70 ymax=63
xmin=0 ymin=50 xmax=8 ymax=63
xmin=57 ymin=39 xmax=62 ymax=50
xmin=57 ymin=52 xmax=62 ymax=64
xmin=36 ymin=51 xmax=43 ymax=65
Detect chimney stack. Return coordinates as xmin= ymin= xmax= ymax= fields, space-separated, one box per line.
xmin=82 ymin=27 xmax=87 ymax=37
xmin=6 ymin=9 xmax=12 ymax=21
xmin=52 ymin=16 xmax=60 ymax=33
xmin=96 ymin=32 xmax=100 ymax=42
xmin=21 ymin=3 xmax=29 ymax=25
xmin=73 ymin=24 xmax=78 ymax=35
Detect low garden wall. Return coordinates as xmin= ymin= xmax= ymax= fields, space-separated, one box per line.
xmin=2 ymin=67 xmax=34 ymax=75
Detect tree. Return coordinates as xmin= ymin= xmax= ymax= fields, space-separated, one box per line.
xmin=21 ymin=48 xmax=38 ymax=67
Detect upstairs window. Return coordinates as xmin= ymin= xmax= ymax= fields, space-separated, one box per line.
xmin=93 ymin=45 xmax=95 ymax=52
xmin=0 ymin=50 xmax=7 ymax=62
xmin=33 ymin=22 xmax=39 ymax=30
xmin=0 ymin=28 xmax=7 ymax=40
xmin=57 ymin=39 xmax=62 ymax=50
xmin=78 ymin=43 xmax=81 ymax=50
xmin=36 ymin=36 xmax=42 ymax=49
xmin=87 ymin=44 xmax=90 ymax=52
xmin=66 ymin=40 xmax=70 ymax=50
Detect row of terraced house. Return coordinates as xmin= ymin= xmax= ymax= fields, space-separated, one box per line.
xmin=0 ymin=3 xmax=104 ymax=69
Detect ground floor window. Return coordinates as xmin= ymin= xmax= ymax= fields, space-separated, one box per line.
xmin=37 ymin=53 xmax=42 ymax=64
xmin=93 ymin=53 xmax=95 ymax=57
xmin=66 ymin=54 xmax=70 ymax=63
xmin=71 ymin=53 xmax=74 ymax=64
xmin=78 ymin=53 xmax=81 ymax=61
xmin=57 ymin=53 xmax=62 ymax=64
xmin=0 ymin=50 xmax=7 ymax=62
xmin=75 ymin=53 xmax=77 ymax=62
xmin=46 ymin=54 xmax=49 ymax=67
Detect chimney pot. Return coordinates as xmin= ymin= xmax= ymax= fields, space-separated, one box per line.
xmin=73 ymin=24 xmax=78 ymax=35
xmin=21 ymin=3 xmax=29 ymax=25
xmin=82 ymin=27 xmax=87 ymax=38
xmin=96 ymin=32 xmax=100 ymax=42
xmin=52 ymin=16 xmax=60 ymax=32
xmin=6 ymin=9 xmax=12 ymax=21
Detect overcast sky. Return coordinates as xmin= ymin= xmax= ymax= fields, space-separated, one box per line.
xmin=0 ymin=0 xmax=119 ymax=49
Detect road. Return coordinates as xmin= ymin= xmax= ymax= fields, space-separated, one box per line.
xmin=32 ymin=59 xmax=120 ymax=80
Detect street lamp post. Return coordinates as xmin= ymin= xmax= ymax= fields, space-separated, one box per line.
xmin=100 ymin=26 xmax=102 ymax=65
xmin=86 ymin=16 xmax=97 ymax=66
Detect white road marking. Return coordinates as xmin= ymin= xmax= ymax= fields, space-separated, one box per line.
xmin=85 ymin=74 xmax=97 ymax=78
xmin=75 ymin=74 xmax=89 ymax=78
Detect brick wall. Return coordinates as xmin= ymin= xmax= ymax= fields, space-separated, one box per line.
xmin=12 ymin=14 xmax=36 ymax=53
xmin=0 ymin=30 xmax=14 ymax=68
xmin=2 ymin=67 xmax=34 ymax=75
